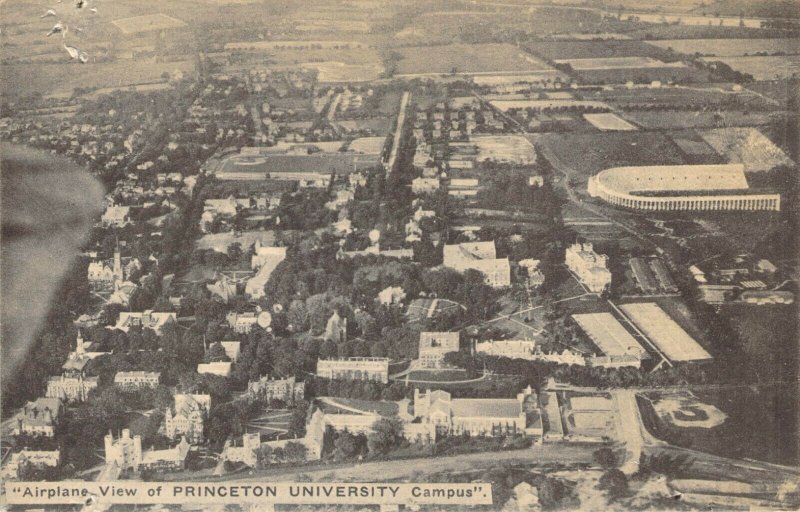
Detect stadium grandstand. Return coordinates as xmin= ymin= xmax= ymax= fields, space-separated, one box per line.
xmin=587 ymin=164 xmax=780 ymax=211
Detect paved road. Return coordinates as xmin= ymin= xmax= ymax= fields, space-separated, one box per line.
xmin=385 ymin=91 xmax=410 ymax=172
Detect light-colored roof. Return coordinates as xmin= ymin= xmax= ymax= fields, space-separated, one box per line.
xmin=197 ymin=362 xmax=232 ymax=377
xmin=572 ymin=313 xmax=646 ymax=359
xmin=620 ymin=303 xmax=711 ymax=362
xmin=594 ymin=164 xmax=748 ymax=195
xmin=450 ymin=399 xmax=521 ymax=419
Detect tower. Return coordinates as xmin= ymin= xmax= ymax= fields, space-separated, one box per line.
xmin=113 ymin=241 xmax=123 ymax=283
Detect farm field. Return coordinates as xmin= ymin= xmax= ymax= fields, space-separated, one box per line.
xmin=582 ymin=85 xmax=775 ymax=109
xmin=554 ymin=56 xmax=684 ymax=70
xmin=394 ymin=44 xmax=554 ymax=76
xmin=471 ymin=71 xmax=569 ymax=86
xmin=583 ymin=113 xmax=637 ymax=131
xmin=572 ymin=66 xmax=717 ymax=85
xmin=490 ymin=99 xmax=610 ymax=111
xmin=0 ymin=60 xmax=194 ymax=100
xmin=700 ymin=55 xmax=800 ymax=80
xmin=300 ymin=61 xmax=384 ymax=82
xmin=473 ymin=135 xmax=537 ymax=164
xmin=112 ymin=13 xmax=188 ymax=34
xmin=536 ymin=131 xmax=687 ymax=177
xmin=700 ymin=127 xmax=794 ymax=172
xmin=524 ymin=40 xmax=674 ymax=61
xmin=647 ymin=38 xmax=800 ymax=57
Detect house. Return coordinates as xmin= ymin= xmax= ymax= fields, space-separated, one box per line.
xmin=112 ymin=311 xmax=177 ymax=335
xmin=411 ymin=177 xmax=440 ymax=194
xmin=114 ymin=371 xmax=160 ymax=389
xmin=14 ymin=398 xmax=63 ymax=437
xmin=2 ymin=450 xmax=60 ymax=479
xmin=418 ymin=332 xmax=460 ymax=368
xmin=164 ymin=394 xmax=210 ymax=444
xmin=565 ymin=242 xmax=612 ymax=293
xmin=247 ymin=375 xmax=305 ymax=404
xmin=442 ymin=241 xmax=511 ymax=288
xmin=197 ymin=361 xmax=232 ymax=377
xmin=226 ymin=311 xmax=260 ymax=334
xmin=756 ymin=259 xmax=777 ymax=274
xmin=101 ymin=206 xmax=131 ymax=227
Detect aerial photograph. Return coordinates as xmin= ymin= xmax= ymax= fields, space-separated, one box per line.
xmin=0 ymin=0 xmax=798 ymax=510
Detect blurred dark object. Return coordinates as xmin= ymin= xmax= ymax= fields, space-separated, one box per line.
xmin=1 ymin=143 xmax=104 ymax=389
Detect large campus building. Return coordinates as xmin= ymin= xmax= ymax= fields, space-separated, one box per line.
xmin=565 ymin=242 xmax=612 ymax=293
xmin=443 ymin=241 xmax=511 ymax=288
xmin=587 ymin=164 xmax=780 ymax=211
xmin=418 ymin=332 xmax=460 ymax=368
xmin=316 ymin=357 xmax=390 ymax=383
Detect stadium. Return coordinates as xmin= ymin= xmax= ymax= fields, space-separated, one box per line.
xmin=587 ymin=164 xmax=780 ymax=211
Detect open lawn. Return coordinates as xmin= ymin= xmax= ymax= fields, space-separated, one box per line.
xmin=619 ymin=110 xmax=787 ymax=130
xmin=395 ymin=44 xmax=554 ymax=76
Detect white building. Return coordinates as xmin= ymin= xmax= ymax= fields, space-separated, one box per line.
xmin=115 ymin=371 xmax=160 ymax=388
xmin=476 ymin=339 xmax=537 ymax=359
xmin=2 ymin=450 xmax=60 ymax=479
xmin=164 ymin=394 xmax=210 ymax=445
xmin=443 ymin=241 xmax=511 ymax=288
xmin=226 ymin=311 xmax=260 ymax=334
xmin=565 ymin=242 xmax=612 ymax=293
xmin=101 ymin=206 xmax=131 ymax=227
xmin=247 ymin=375 xmax=305 ymax=404
xmin=112 ymin=311 xmax=177 ymax=335
xmin=219 ymin=341 xmax=241 ymax=362
xmin=105 ymin=429 xmax=189 ymax=473
xmin=316 ymin=358 xmax=389 ymax=383
xmin=197 ymin=362 xmax=233 ymax=377
xmin=14 ymin=398 xmax=62 ymax=438
xmin=418 ymin=332 xmax=460 ymax=368
xmin=587 ymin=164 xmax=780 ymax=212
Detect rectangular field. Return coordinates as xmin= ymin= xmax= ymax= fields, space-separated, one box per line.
xmin=583 ymin=113 xmax=637 ymax=131
xmin=473 ymin=135 xmax=536 ymax=164
xmin=395 ymin=44 xmax=554 ymax=75
xmin=647 ymin=38 xmax=800 ymax=57
xmin=699 ymin=55 xmax=800 ymax=80
xmin=490 ymin=99 xmax=610 ymax=111
xmin=555 ymin=56 xmax=685 ymax=70
xmin=112 ymin=13 xmax=187 ymax=34
xmin=524 ymin=40 xmax=673 ymax=60
xmin=620 ymin=303 xmax=711 ymax=362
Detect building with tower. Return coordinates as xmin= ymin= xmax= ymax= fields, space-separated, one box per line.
xmin=565 ymin=242 xmax=612 ymax=293
xmin=164 ymin=394 xmax=210 ymax=445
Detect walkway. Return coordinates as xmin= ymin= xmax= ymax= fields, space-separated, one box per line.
xmin=385 ymin=91 xmax=411 ymax=172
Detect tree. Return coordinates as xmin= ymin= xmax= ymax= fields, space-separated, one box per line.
xmin=593 ymin=447 xmax=618 ymax=469
xmin=367 ymin=416 xmax=405 ymax=456
xmin=255 ymin=444 xmax=273 ymax=469
xmin=227 ymin=242 xmax=243 ymax=262
xmin=598 ymin=469 xmax=628 ymax=499
xmin=333 ymin=431 xmax=359 ymax=461
xmin=283 ymin=442 xmax=308 ymax=463
xmin=204 ymin=342 xmax=230 ymax=363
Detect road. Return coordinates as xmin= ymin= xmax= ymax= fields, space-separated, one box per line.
xmin=612 ymin=389 xmax=663 ymax=475
xmin=221 ymin=444 xmax=595 ymax=483
xmin=385 ymin=91 xmax=411 ymax=172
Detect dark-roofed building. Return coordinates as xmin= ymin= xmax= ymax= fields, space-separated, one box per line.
xmin=14 ymin=398 xmax=63 ymax=437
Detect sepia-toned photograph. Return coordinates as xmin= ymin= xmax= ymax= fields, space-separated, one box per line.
xmin=1 ymin=0 xmax=798 ymax=510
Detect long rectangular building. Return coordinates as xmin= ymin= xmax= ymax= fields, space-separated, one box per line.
xmin=619 ymin=303 xmax=711 ymax=362
xmin=572 ymin=313 xmax=647 ymax=359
